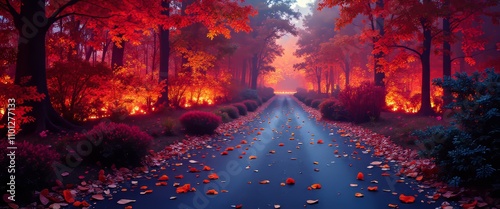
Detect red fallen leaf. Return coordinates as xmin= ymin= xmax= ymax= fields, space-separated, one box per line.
xmin=286 ymin=178 xmax=295 ymax=185
xmin=175 ymin=175 xmax=184 ymax=179
xmin=206 ymin=189 xmax=218 ymax=195
xmin=367 ymin=186 xmax=378 ymax=191
xmin=221 ymin=151 xmax=228 ymax=155
xmin=202 ymin=166 xmax=211 ymax=171
xmin=381 ymin=172 xmax=391 ymax=176
xmin=432 ymin=193 xmax=440 ymax=200
xmin=125 ymin=206 xmax=133 ymax=209
xmin=63 ymin=189 xmax=75 ymax=203
xmin=226 ymin=147 xmax=234 ymax=151
xmin=98 ymin=171 xmax=106 ymax=183
xmin=235 ymin=204 xmax=243 ymax=208
xmin=203 ymin=179 xmax=210 ymax=184
xmin=241 ymin=140 xmax=248 ymax=144
xmin=140 ymin=186 xmax=148 ymax=190
xmin=462 ymin=200 xmax=477 ymax=209
xmin=399 ymin=194 xmax=416 ymax=203
xmin=176 ymin=184 xmax=191 ymax=194
xmin=241 ymin=151 xmax=246 ymax=155
xmin=235 ymin=145 xmax=242 ymax=148
xmin=73 ymin=201 xmax=82 ymax=207
xmin=416 ymin=176 xmax=423 ymax=181
xmin=334 ymin=150 xmax=339 ymax=154
xmin=257 ymin=132 xmax=262 ymax=135
xmin=278 ymin=143 xmax=284 ymax=146
xmin=81 ymin=201 xmax=90 ymax=207
xmin=317 ymin=139 xmax=324 ymax=144
xmin=158 ymin=175 xmax=169 ymax=181
xmin=189 ymin=167 xmax=200 ymax=173
xmin=208 ymin=173 xmax=219 ymax=180
xmin=249 ymin=155 xmax=257 ymax=160
xmin=311 ymin=183 xmax=322 ymax=189
xmin=357 ymin=172 xmax=364 ymax=180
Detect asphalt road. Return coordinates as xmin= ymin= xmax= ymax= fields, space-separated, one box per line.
xmin=93 ymin=95 xmax=444 ymax=209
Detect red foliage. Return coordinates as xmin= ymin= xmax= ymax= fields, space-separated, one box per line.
xmin=232 ymin=103 xmax=248 ymax=116
xmin=338 ymin=82 xmax=385 ymax=123
xmin=179 ymin=111 xmax=222 ymax=135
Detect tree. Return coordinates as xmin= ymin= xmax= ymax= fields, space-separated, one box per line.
xmin=319 ymin=0 xmax=386 ymax=87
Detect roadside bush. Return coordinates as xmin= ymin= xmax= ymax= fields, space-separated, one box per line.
xmin=180 ymin=111 xmax=222 ymax=135
xmin=162 ymin=117 xmax=176 ymax=136
xmin=214 ymin=111 xmax=231 ymax=123
xmin=311 ymin=99 xmax=323 ymax=109
xmin=258 ymin=87 xmax=275 ymax=102
xmin=319 ymin=98 xmax=348 ymax=121
xmin=232 ymin=103 xmax=248 ymax=116
xmin=338 ymin=82 xmax=385 ymax=123
xmin=81 ymin=122 xmax=153 ymax=166
xmin=0 ymin=141 xmax=60 ymax=203
xmin=294 ymin=88 xmax=308 ymax=102
xmin=243 ymin=100 xmax=259 ymax=112
xmin=304 ymin=98 xmax=314 ymax=106
xmin=218 ymin=106 xmax=240 ymax=119
xmin=240 ymin=89 xmax=262 ymax=105
xmin=414 ymin=69 xmax=500 ymax=187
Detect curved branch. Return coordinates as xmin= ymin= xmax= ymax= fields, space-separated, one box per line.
xmin=388 ymin=44 xmax=422 ymax=57
xmin=450 ymin=47 xmax=499 ymax=62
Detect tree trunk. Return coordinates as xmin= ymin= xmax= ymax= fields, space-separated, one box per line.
xmin=102 ymin=40 xmax=110 ymax=63
xmin=329 ymin=66 xmax=334 ymax=95
xmin=374 ymin=0 xmax=385 ymax=87
xmin=241 ymin=59 xmax=247 ymax=86
xmin=12 ymin=0 xmax=78 ymax=134
xmin=419 ymin=20 xmax=434 ymax=116
xmin=344 ymin=59 xmax=350 ymax=89
xmin=85 ymin=46 xmax=94 ymax=62
xmin=442 ymin=0 xmax=452 ymax=107
xmin=111 ymin=39 xmax=125 ymax=69
xmin=157 ymin=0 xmax=170 ymax=106
xmin=251 ymin=53 xmax=258 ymax=90
xmin=316 ymin=66 xmax=321 ymax=94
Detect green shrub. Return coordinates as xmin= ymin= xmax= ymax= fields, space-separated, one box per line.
xmin=319 ymin=98 xmax=348 ymax=121
xmin=243 ymin=100 xmax=259 ymax=112
xmin=311 ymin=99 xmax=323 ymax=109
xmin=180 ymin=111 xmax=222 ymax=135
xmin=258 ymin=87 xmax=275 ymax=102
xmin=338 ymin=82 xmax=385 ymax=123
xmin=0 ymin=141 xmax=60 ymax=203
xmin=218 ymin=106 xmax=240 ymax=119
xmin=80 ymin=122 xmax=153 ymax=166
xmin=414 ymin=69 xmax=500 ymax=187
xmin=240 ymin=89 xmax=262 ymax=105
xmin=214 ymin=111 xmax=231 ymax=123
xmin=232 ymin=103 xmax=248 ymax=116
xmin=162 ymin=117 xmax=176 ymax=136
xmin=304 ymin=98 xmax=314 ymax=106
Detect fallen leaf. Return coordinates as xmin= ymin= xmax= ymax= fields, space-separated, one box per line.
xmin=206 ymin=189 xmax=218 ymax=195
xmin=286 ymin=178 xmax=295 ymax=185
xmin=399 ymin=194 xmax=416 ymax=203
xmin=367 ymin=186 xmax=378 ymax=191
xmin=117 ymin=199 xmax=136 ymax=205
xmin=306 ymin=199 xmax=319 ymax=205
xmin=62 ymin=189 xmax=75 ymax=203
xmin=311 ymin=183 xmax=321 ymax=189
xmin=208 ymin=173 xmax=219 ymax=180
xmin=357 ymin=172 xmax=364 ymax=180
xmin=92 ymin=194 xmax=105 ymax=201
xmin=158 ymin=175 xmax=169 ymax=181
xmin=355 ymin=193 xmax=364 ymax=198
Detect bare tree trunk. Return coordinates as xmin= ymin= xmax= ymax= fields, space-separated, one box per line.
xmin=251 ymin=53 xmax=258 ymax=90
xmin=442 ymin=0 xmax=452 ymax=107
xmin=157 ymin=0 xmax=170 ymax=106
xmin=419 ymin=17 xmax=434 ymax=116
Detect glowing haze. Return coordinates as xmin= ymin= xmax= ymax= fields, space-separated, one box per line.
xmin=263 ymin=0 xmax=315 ymax=92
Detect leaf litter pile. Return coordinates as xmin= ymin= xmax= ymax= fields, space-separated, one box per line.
xmin=34 ymin=96 xmax=476 ymax=209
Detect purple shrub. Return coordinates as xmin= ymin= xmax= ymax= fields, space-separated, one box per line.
xmin=232 ymin=103 xmax=248 ymax=116
xmin=0 ymin=141 xmax=60 ymax=202
xmin=81 ymin=122 xmax=153 ymax=166
xmin=243 ymin=100 xmax=259 ymax=112
xmin=179 ymin=111 xmax=222 ymax=135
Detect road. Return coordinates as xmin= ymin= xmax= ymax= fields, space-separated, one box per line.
xmin=94 ymin=95 xmax=444 ymax=209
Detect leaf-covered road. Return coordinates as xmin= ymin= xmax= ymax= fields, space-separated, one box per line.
xmin=94 ymin=95 xmax=444 ymax=209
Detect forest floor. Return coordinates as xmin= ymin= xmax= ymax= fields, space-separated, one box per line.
xmin=358 ymin=111 xmax=452 ymax=149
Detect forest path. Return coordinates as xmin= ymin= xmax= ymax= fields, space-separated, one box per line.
xmin=94 ymin=95 xmax=443 ymax=209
